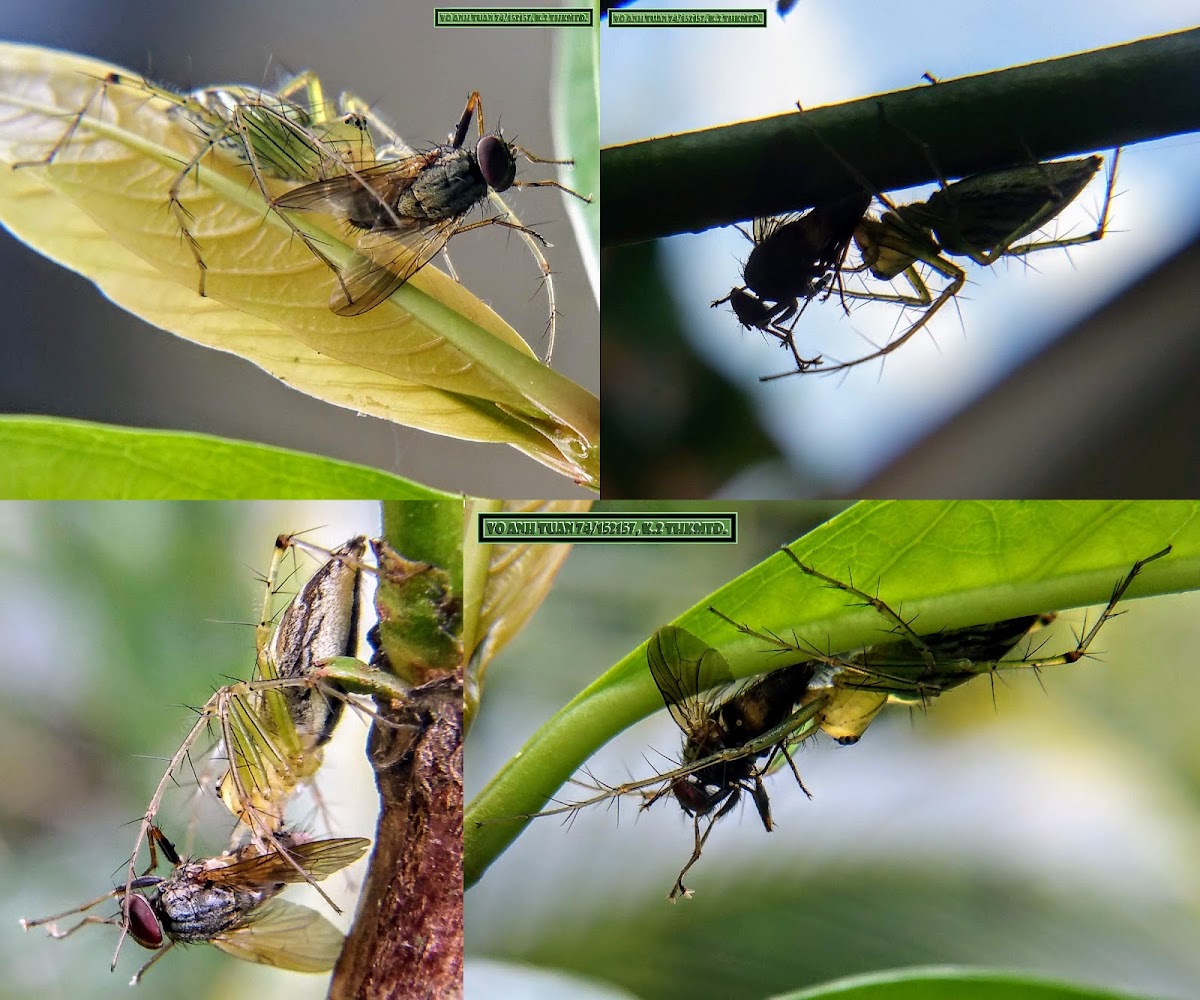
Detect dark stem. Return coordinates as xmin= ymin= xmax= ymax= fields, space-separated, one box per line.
xmin=602 ymin=27 xmax=1200 ymax=246
xmin=329 ymin=671 xmax=464 ymax=1000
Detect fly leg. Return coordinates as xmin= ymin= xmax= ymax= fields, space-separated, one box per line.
xmin=510 ymin=166 xmax=592 ymax=203
xmin=670 ymin=799 xmax=733 ymax=902
xmin=767 ymin=298 xmax=825 ymax=373
xmin=453 ymin=211 xmax=560 ymax=363
xmin=749 ymin=773 xmax=774 ymax=832
xmin=130 ymin=942 xmax=177 ymax=985
xmin=20 ymin=887 xmax=124 ymax=934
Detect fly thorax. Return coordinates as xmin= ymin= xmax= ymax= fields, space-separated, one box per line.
xmin=396 ymin=145 xmax=488 ymax=221
xmin=743 ymin=244 xmax=801 ymax=302
xmin=741 ymin=244 xmax=780 ymax=298
xmin=155 ymin=878 xmax=260 ymax=942
xmin=743 ymin=221 xmax=830 ymax=300
xmin=720 ymin=698 xmax=766 ymax=736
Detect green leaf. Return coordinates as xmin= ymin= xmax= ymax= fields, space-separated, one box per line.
xmin=0 ymin=416 xmax=444 ymax=498
xmin=772 ymin=967 xmax=1159 ymax=1000
xmin=551 ymin=5 xmax=600 ymax=299
xmin=465 ymin=499 xmax=1200 ymax=887
xmin=486 ymin=846 xmax=1190 ymax=1000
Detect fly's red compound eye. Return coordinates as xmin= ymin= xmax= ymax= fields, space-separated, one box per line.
xmin=671 ymin=776 xmax=715 ymax=816
xmin=123 ymin=894 xmax=163 ymax=950
xmin=476 ymin=134 xmax=516 ymax=192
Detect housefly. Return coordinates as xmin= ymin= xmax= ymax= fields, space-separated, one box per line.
xmin=647 ymin=627 xmax=816 ymax=824
xmin=640 ymin=626 xmax=832 ymax=898
xmin=711 ymin=192 xmax=870 ymax=372
xmin=121 ymin=534 xmax=415 ymax=932
xmin=20 ymin=827 xmax=371 ymax=983
xmin=274 ymin=89 xmax=592 ymax=318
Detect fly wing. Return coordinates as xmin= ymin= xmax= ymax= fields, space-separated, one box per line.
xmin=213 ymin=898 xmax=345 ymax=972
xmin=274 ymin=154 xmax=433 ymax=225
xmin=753 ymin=212 xmax=804 ymax=244
xmin=282 ymin=836 xmax=372 ymax=880
xmin=329 ymin=216 xmax=461 ymax=316
xmin=646 ymin=626 xmax=737 ymax=736
xmin=207 ymin=837 xmax=371 ymax=890
xmin=275 ymin=151 xmax=461 ymax=315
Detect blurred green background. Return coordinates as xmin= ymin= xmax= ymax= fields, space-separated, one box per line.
xmin=0 ymin=501 xmax=382 ymax=1000
xmin=465 ymin=502 xmax=1200 ymax=1000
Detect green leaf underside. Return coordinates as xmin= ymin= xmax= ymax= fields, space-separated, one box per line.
xmin=774 ymin=966 xmax=1159 ymax=1000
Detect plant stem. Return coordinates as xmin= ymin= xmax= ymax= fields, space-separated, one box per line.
xmin=329 ymin=502 xmax=465 ymax=1000
xmin=603 ymin=27 xmax=1200 ymax=246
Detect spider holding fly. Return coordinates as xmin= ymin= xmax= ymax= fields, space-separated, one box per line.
xmin=760 ymin=147 xmax=1118 ymax=379
xmin=26 ymin=69 xmax=590 ymax=364
xmin=711 ymin=101 xmax=1119 ymax=379
xmin=517 ymin=545 xmax=1170 ymax=899
xmin=19 ymin=533 xmax=419 ymax=979
xmin=273 ymin=89 xmax=592 ymax=344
